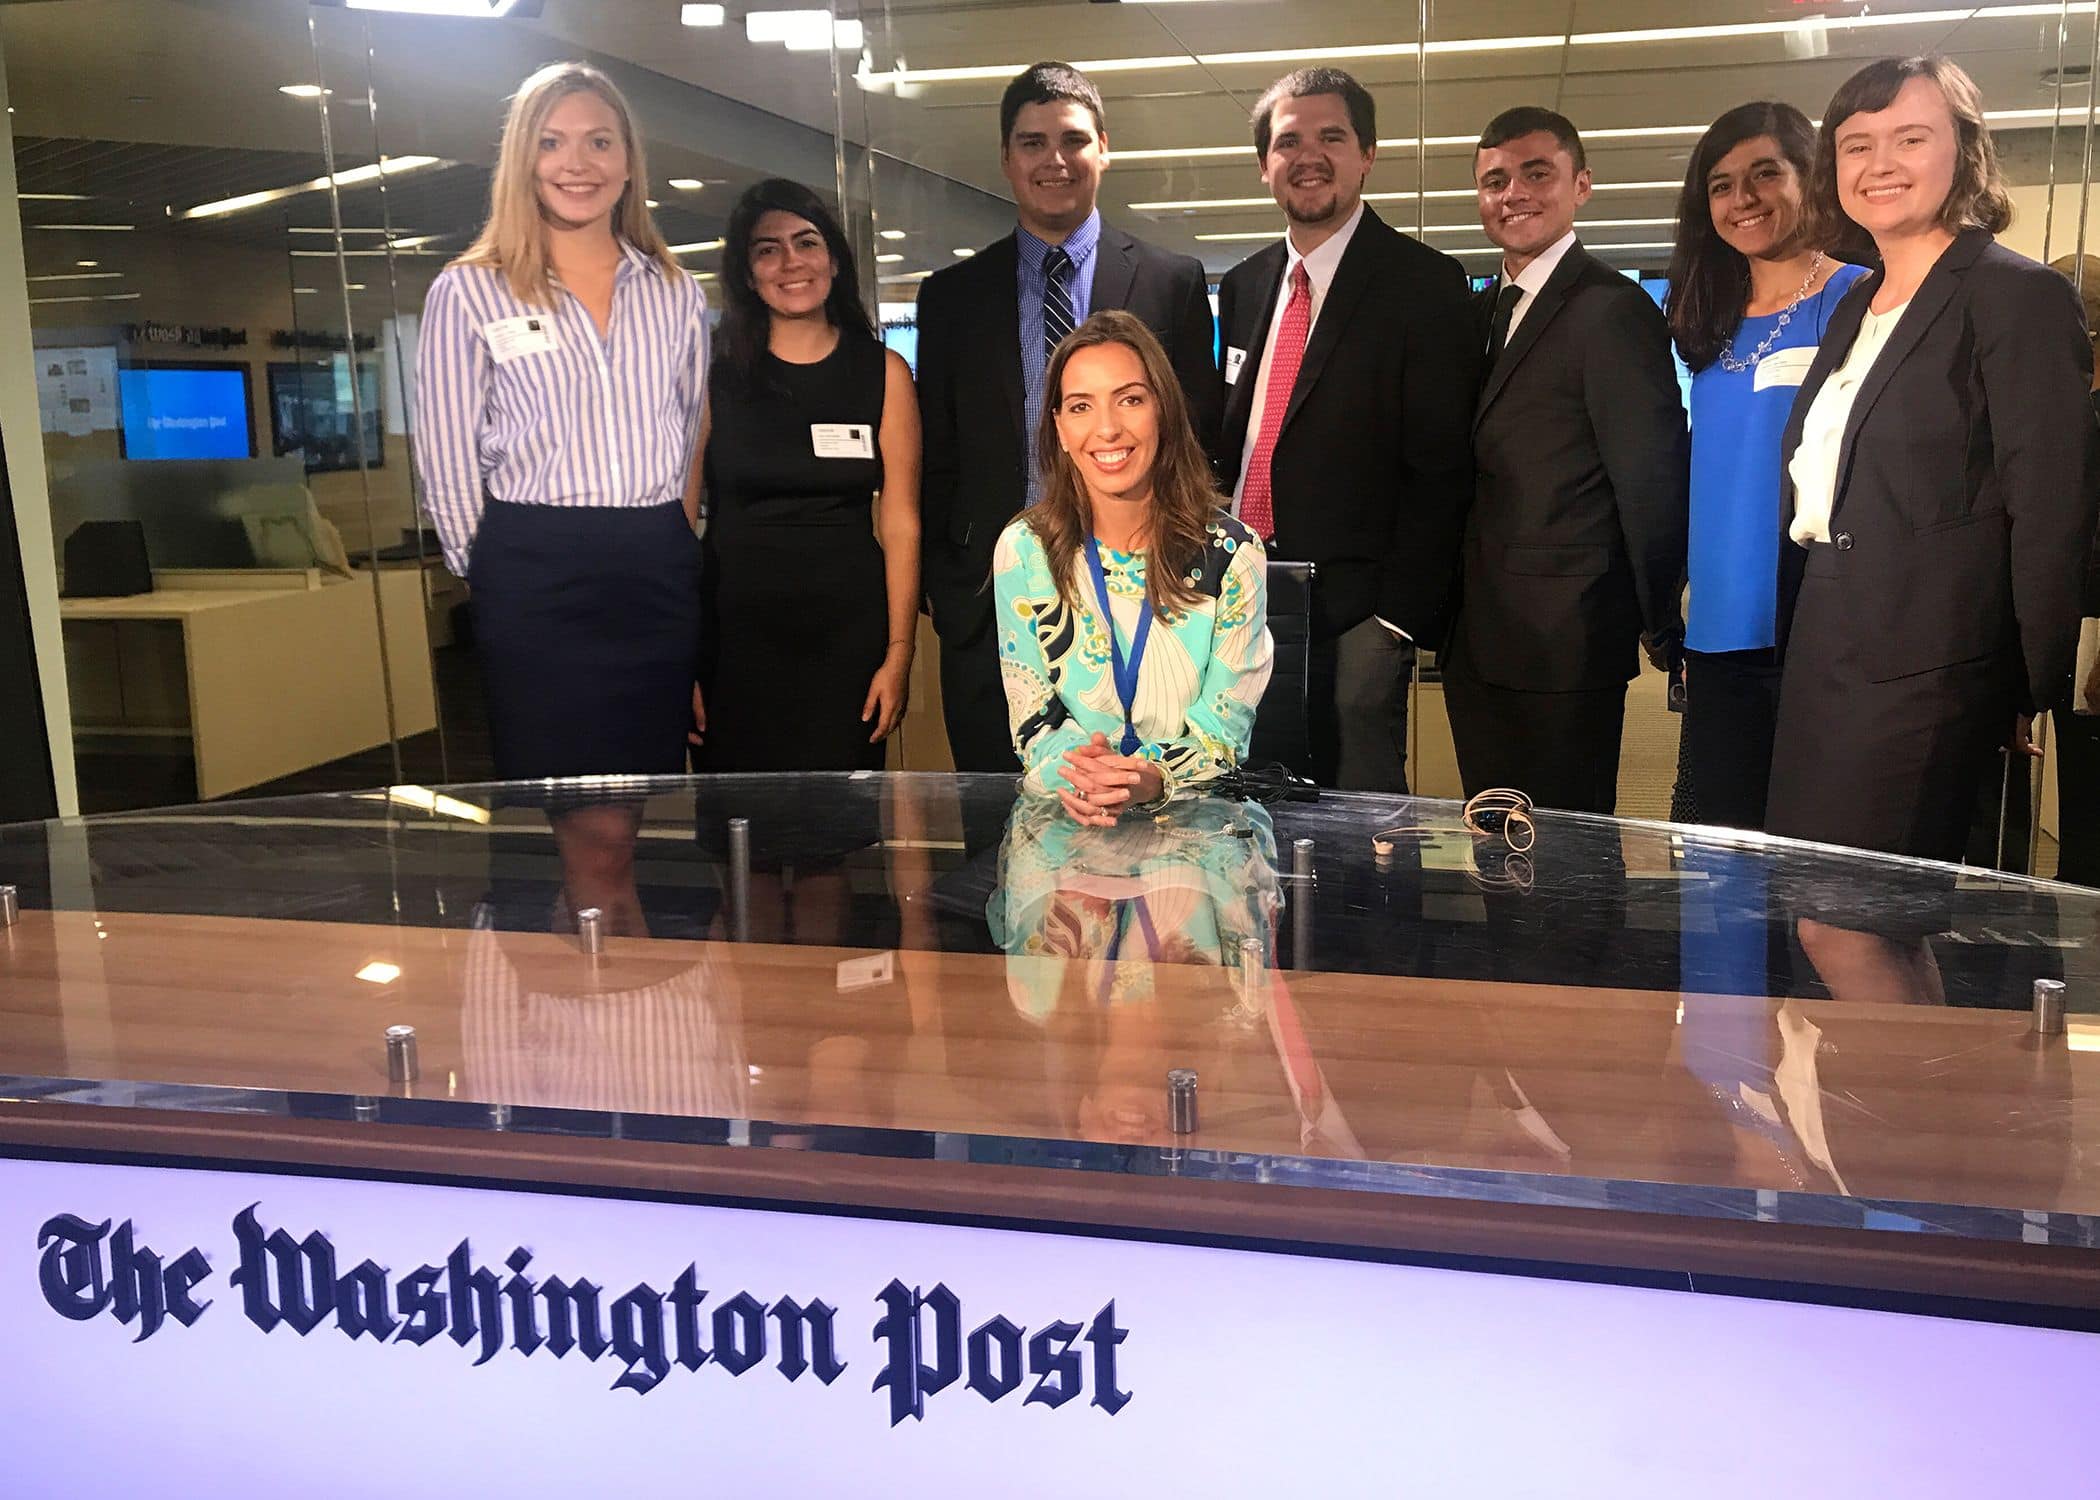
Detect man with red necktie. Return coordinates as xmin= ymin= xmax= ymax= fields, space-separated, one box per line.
xmin=1217 ymin=67 xmax=1481 ymax=792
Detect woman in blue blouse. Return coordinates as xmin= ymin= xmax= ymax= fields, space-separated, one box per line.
xmin=994 ymin=310 xmax=1273 ymax=825
xmin=1665 ymin=101 xmax=1866 ymax=829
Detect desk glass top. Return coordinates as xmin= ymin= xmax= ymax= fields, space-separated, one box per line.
xmin=1 ymin=773 xmax=2094 ymax=1250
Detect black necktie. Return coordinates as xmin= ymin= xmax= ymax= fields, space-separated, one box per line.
xmin=1043 ymin=246 xmax=1076 ymax=362
xmin=1487 ymin=282 xmax=1523 ymax=359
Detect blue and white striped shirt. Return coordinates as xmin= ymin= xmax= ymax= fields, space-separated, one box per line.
xmin=1016 ymin=209 xmax=1099 ymax=505
xmin=412 ymin=239 xmax=710 ymax=576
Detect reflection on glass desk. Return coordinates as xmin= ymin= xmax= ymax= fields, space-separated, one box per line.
xmin=4 ymin=774 xmax=2095 ymax=1492
xmin=1 ymin=772 xmax=2093 ymax=1261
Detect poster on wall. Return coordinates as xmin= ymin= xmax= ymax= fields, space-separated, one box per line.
xmin=35 ymin=345 xmax=118 ymax=436
xmin=3 ymin=1152 xmax=2096 ymax=1496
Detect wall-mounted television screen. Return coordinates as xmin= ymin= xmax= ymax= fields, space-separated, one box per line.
xmin=116 ymin=362 xmax=256 ymax=461
xmin=267 ymin=357 xmax=384 ymax=473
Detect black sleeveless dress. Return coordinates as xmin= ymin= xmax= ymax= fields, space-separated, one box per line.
xmin=697 ymin=333 xmax=889 ymax=771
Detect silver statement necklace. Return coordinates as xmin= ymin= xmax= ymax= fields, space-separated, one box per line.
xmin=1717 ymin=250 xmax=1826 ymax=373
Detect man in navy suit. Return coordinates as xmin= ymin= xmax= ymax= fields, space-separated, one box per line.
xmin=918 ymin=61 xmax=1220 ymax=774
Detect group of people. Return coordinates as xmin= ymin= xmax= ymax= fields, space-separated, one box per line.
xmin=414 ymin=51 xmax=2100 ymax=881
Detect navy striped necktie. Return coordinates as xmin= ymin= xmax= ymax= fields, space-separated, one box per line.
xmin=1043 ymin=245 xmax=1076 ymax=361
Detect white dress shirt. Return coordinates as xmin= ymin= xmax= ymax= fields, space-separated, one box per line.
xmin=1787 ymin=301 xmax=1908 ymax=545
xmin=1497 ymin=228 xmax=1579 ymax=347
xmin=1232 ymin=200 xmax=1365 ymax=507
xmin=1230 ymin=203 xmax=1413 ymax=637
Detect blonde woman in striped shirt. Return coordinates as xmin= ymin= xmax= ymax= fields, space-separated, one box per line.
xmin=414 ymin=61 xmax=709 ymax=788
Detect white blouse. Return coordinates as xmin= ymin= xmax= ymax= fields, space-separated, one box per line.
xmin=1787 ymin=300 xmax=1909 ymax=545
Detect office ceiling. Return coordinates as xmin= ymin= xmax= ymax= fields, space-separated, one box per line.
xmin=7 ymin=0 xmax=2099 ymax=289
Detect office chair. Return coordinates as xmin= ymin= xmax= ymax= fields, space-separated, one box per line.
xmin=1249 ymin=559 xmax=1313 ymax=774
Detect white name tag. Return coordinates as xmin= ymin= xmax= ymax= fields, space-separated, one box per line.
xmin=1224 ymin=346 xmax=1248 ymax=385
xmin=1753 ymin=345 xmax=1817 ymax=391
xmin=482 ymin=314 xmax=561 ymax=364
xmin=836 ymin=950 xmax=894 ymax=992
xmin=811 ymin=422 xmax=875 ymax=459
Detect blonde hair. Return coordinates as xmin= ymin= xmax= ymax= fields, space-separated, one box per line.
xmin=455 ymin=61 xmax=681 ymax=306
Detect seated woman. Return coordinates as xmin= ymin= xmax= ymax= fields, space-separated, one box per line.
xmin=993 ymin=310 xmax=1274 ymax=826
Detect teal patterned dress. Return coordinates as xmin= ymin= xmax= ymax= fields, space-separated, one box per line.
xmin=992 ymin=508 xmax=1273 ymax=799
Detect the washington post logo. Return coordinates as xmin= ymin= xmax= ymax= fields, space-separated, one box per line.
xmin=35 ymin=1204 xmax=1131 ymax=1426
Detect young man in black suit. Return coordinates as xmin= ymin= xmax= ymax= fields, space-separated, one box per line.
xmin=1445 ymin=106 xmax=1689 ymax=814
xmin=917 ymin=61 xmax=1220 ymax=774
xmin=1216 ymin=68 xmax=1480 ymax=792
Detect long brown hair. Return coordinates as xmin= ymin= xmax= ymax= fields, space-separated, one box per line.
xmin=1026 ymin=309 xmax=1222 ymax=615
xmin=1666 ymin=101 xmax=1826 ymax=372
xmin=1806 ymin=55 xmax=2011 ymax=254
xmin=454 ymin=61 xmax=682 ymax=307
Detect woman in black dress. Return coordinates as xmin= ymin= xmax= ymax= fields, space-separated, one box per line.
xmin=695 ymin=178 xmax=920 ymax=771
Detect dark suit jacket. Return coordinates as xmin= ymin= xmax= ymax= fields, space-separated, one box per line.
xmin=1776 ymin=228 xmax=2099 ymax=713
xmin=1216 ymin=206 xmax=1480 ymax=642
xmin=916 ymin=222 xmax=1220 ymax=643
xmin=1453 ymin=239 xmax=1688 ymax=692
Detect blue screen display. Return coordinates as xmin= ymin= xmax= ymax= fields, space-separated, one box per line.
xmin=118 ymin=366 xmax=252 ymax=460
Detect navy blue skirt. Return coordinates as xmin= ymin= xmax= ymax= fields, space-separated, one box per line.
xmin=469 ymin=499 xmax=701 ymax=782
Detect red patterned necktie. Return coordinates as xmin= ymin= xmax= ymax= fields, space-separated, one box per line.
xmin=1239 ymin=261 xmax=1311 ymax=542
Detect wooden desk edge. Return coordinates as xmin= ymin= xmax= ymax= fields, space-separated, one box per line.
xmin=3 ymin=1102 xmax=2092 ymax=1313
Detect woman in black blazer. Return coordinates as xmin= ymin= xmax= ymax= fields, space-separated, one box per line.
xmin=1769 ymin=56 xmax=2098 ymax=999
xmin=1769 ymin=57 xmax=2097 ymax=872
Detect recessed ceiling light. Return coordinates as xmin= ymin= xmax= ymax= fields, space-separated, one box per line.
xmin=876 ymin=253 xmax=904 ymax=263
xmin=27 ymin=271 xmax=124 ymax=281
xmin=182 ymin=156 xmax=443 ymax=219
xmin=668 ymin=178 xmax=704 ymax=191
xmin=31 ymin=222 xmax=135 ymax=231
xmin=354 ymin=961 xmax=402 ymax=985
xmin=681 ymin=3 xmax=726 ymax=24
xmin=20 ymin=192 xmax=90 ymax=202
xmin=75 ymin=260 xmax=99 ymax=268
xmin=280 ymin=84 xmax=330 ymax=99
xmin=878 ymin=229 xmax=906 ymax=241
xmin=750 ymin=9 xmax=863 ymax=51
xmin=668 ymin=238 xmax=725 ymax=254
xmin=345 ymin=0 xmax=525 ymax=16
xmin=952 ymin=247 xmax=976 ymax=258
xmin=645 ymin=198 xmax=660 ymax=208
xmin=860 ymin=5 xmax=2090 ymax=89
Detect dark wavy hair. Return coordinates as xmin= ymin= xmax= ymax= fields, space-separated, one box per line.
xmin=1477 ymin=105 xmax=1586 ymax=172
xmin=1000 ymin=61 xmax=1106 ymax=145
xmin=1665 ymin=102 xmax=1821 ymax=372
xmin=1807 ymin=56 xmax=2012 ymax=253
xmin=1026 ymin=310 xmax=1223 ymax=616
xmin=715 ymin=177 xmax=874 ymax=396
xmin=1251 ymin=67 xmax=1375 ymax=159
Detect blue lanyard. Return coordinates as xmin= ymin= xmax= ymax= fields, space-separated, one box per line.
xmin=1083 ymin=535 xmax=1154 ymax=755
xmin=1096 ymin=896 xmax=1163 ymax=1006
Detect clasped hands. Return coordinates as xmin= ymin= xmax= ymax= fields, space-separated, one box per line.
xmin=1057 ymin=732 xmax=1165 ymax=828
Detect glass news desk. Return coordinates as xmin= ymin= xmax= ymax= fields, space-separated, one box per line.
xmin=1 ymin=774 xmax=2095 ymax=1494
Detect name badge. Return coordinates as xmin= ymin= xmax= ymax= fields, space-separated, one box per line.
xmin=812 ymin=422 xmax=875 ymax=459
xmin=1224 ymin=346 xmax=1248 ymax=385
xmin=1753 ymin=345 xmax=1817 ymax=391
xmin=482 ymin=315 xmax=561 ymax=364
